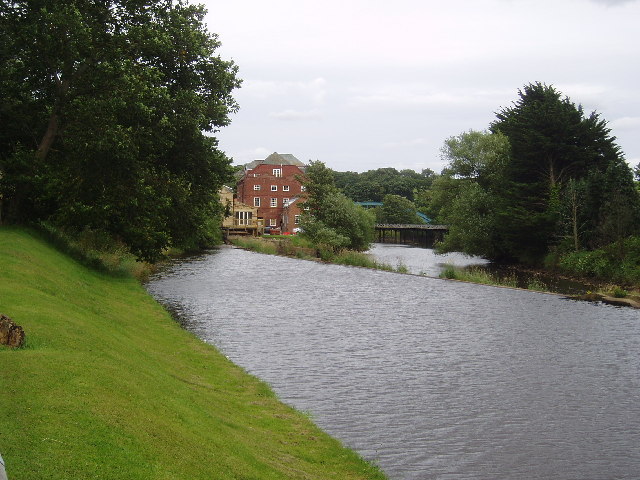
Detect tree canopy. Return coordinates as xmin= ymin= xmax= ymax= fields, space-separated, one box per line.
xmin=376 ymin=194 xmax=422 ymax=224
xmin=299 ymin=161 xmax=375 ymax=252
xmin=0 ymin=0 xmax=240 ymax=260
xmin=333 ymin=167 xmax=436 ymax=202
xmin=428 ymin=83 xmax=639 ymax=264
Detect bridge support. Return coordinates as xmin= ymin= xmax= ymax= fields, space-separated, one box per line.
xmin=375 ymin=224 xmax=448 ymax=248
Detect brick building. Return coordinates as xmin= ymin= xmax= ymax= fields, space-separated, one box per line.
xmin=236 ymin=152 xmax=306 ymax=233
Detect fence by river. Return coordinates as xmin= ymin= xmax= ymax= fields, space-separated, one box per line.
xmin=146 ymin=245 xmax=640 ymax=480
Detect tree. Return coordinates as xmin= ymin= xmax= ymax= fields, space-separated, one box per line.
xmin=0 ymin=0 xmax=240 ymax=260
xmin=427 ymin=130 xmax=510 ymax=258
xmin=300 ymin=161 xmax=375 ymax=252
xmin=377 ymin=194 xmax=421 ymax=224
xmin=489 ymin=82 xmax=629 ymax=263
xmin=333 ymin=167 xmax=436 ymax=202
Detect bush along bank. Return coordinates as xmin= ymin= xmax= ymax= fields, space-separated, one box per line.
xmin=0 ymin=227 xmax=387 ymax=480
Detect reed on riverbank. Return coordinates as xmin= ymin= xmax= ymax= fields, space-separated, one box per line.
xmin=0 ymin=227 xmax=387 ymax=480
xmin=439 ymin=264 xmax=518 ymax=288
xmin=229 ymin=235 xmax=397 ymax=272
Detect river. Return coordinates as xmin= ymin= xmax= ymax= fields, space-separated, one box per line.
xmin=146 ymin=244 xmax=640 ymax=480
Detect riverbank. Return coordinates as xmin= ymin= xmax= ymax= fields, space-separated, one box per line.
xmin=229 ymin=235 xmax=406 ymax=272
xmin=0 ymin=227 xmax=386 ymax=480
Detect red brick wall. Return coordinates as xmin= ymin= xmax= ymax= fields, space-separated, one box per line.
xmin=237 ymin=164 xmax=306 ymax=230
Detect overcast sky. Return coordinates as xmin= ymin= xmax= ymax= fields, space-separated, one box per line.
xmin=203 ymin=0 xmax=640 ymax=173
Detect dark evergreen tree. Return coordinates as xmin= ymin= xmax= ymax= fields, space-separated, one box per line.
xmin=490 ymin=82 xmax=630 ymax=263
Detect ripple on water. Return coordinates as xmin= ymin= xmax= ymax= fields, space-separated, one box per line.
xmin=146 ymin=246 xmax=640 ymax=480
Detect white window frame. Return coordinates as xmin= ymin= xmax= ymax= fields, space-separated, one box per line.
xmin=273 ymin=168 xmax=282 ymax=177
xmin=283 ymin=185 xmax=290 ymax=191
xmin=282 ymin=198 xmax=290 ymax=206
xmin=253 ymin=197 xmax=260 ymax=207
xmin=253 ymin=184 xmax=261 ymax=191
xmin=269 ymin=218 xmax=277 ymax=226
xmin=235 ymin=211 xmax=253 ymax=226
xmin=270 ymin=197 xmax=277 ymax=207
xmin=300 ymin=185 xmax=306 ymax=191
xmin=294 ymin=215 xmax=301 ymax=225
xmin=271 ymin=185 xmax=277 ymax=191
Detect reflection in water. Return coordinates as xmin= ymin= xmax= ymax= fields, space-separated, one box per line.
xmin=146 ymin=246 xmax=640 ymax=480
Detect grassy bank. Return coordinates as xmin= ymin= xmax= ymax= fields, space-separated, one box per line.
xmin=0 ymin=227 xmax=386 ymax=480
xmin=230 ymin=235 xmax=397 ymax=272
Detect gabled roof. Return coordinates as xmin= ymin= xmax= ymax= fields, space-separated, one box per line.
xmin=245 ymin=152 xmax=305 ymax=170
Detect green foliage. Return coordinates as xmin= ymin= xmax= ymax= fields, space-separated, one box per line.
xmin=430 ymin=84 xmax=639 ymax=269
xmin=333 ymin=167 xmax=436 ymax=202
xmin=376 ymin=194 xmax=421 ymax=224
xmin=34 ymin=222 xmax=154 ymax=280
xmin=489 ymin=82 xmax=635 ymax=263
xmin=611 ymin=286 xmax=628 ymax=298
xmin=554 ymin=236 xmax=640 ymax=285
xmin=230 ymin=236 xmax=278 ymax=255
xmin=429 ymin=130 xmax=510 ymax=259
xmin=300 ymin=161 xmax=376 ymax=252
xmin=0 ymin=0 xmax=240 ymax=261
xmin=439 ymin=265 xmax=522 ymax=289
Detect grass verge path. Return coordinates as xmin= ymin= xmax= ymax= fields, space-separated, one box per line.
xmin=0 ymin=227 xmax=386 ymax=480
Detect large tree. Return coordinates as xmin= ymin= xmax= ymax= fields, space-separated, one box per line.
xmin=428 ymin=130 xmax=511 ymax=258
xmin=489 ymin=82 xmax=635 ymax=263
xmin=0 ymin=0 xmax=240 ymax=260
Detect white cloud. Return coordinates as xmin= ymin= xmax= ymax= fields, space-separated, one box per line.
xmin=609 ymin=117 xmax=640 ymax=131
xmin=269 ymin=109 xmax=322 ymax=121
xmin=238 ymin=78 xmax=327 ymax=106
xmin=207 ymin=0 xmax=640 ymax=173
xmin=382 ymin=138 xmax=429 ymax=148
xmin=349 ymin=84 xmax=510 ymax=111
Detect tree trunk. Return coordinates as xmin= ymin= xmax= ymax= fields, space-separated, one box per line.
xmin=572 ymin=189 xmax=579 ymax=251
xmin=36 ymin=111 xmax=59 ymax=160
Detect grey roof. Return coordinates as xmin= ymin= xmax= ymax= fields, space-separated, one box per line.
xmin=245 ymin=152 xmax=305 ymax=170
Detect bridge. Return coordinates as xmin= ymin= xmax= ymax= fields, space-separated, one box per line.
xmin=375 ymin=224 xmax=448 ymax=248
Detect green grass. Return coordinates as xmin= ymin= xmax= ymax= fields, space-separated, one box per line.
xmin=0 ymin=227 xmax=386 ymax=480
xmin=440 ymin=264 xmax=522 ymax=290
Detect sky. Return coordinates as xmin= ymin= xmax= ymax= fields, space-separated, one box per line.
xmin=203 ymin=0 xmax=640 ymax=173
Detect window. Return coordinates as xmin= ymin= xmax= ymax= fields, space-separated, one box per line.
xmin=270 ymin=197 xmax=277 ymax=207
xmin=235 ymin=211 xmax=253 ymax=225
xmin=269 ymin=218 xmax=277 ymax=226
xmin=283 ymin=198 xmax=290 ymax=206
xmin=283 ymin=185 xmax=290 ymax=191
xmin=271 ymin=185 xmax=277 ymax=191
xmin=294 ymin=215 xmax=301 ymax=224
xmin=300 ymin=185 xmax=306 ymax=191
xmin=273 ymin=168 xmax=282 ymax=177
xmin=253 ymin=185 xmax=261 ymax=191
xmin=253 ymin=197 xmax=260 ymax=207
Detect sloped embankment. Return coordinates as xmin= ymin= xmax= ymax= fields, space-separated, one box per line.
xmin=0 ymin=227 xmax=385 ymax=480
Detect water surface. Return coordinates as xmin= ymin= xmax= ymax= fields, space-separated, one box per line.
xmin=146 ymin=246 xmax=640 ymax=480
